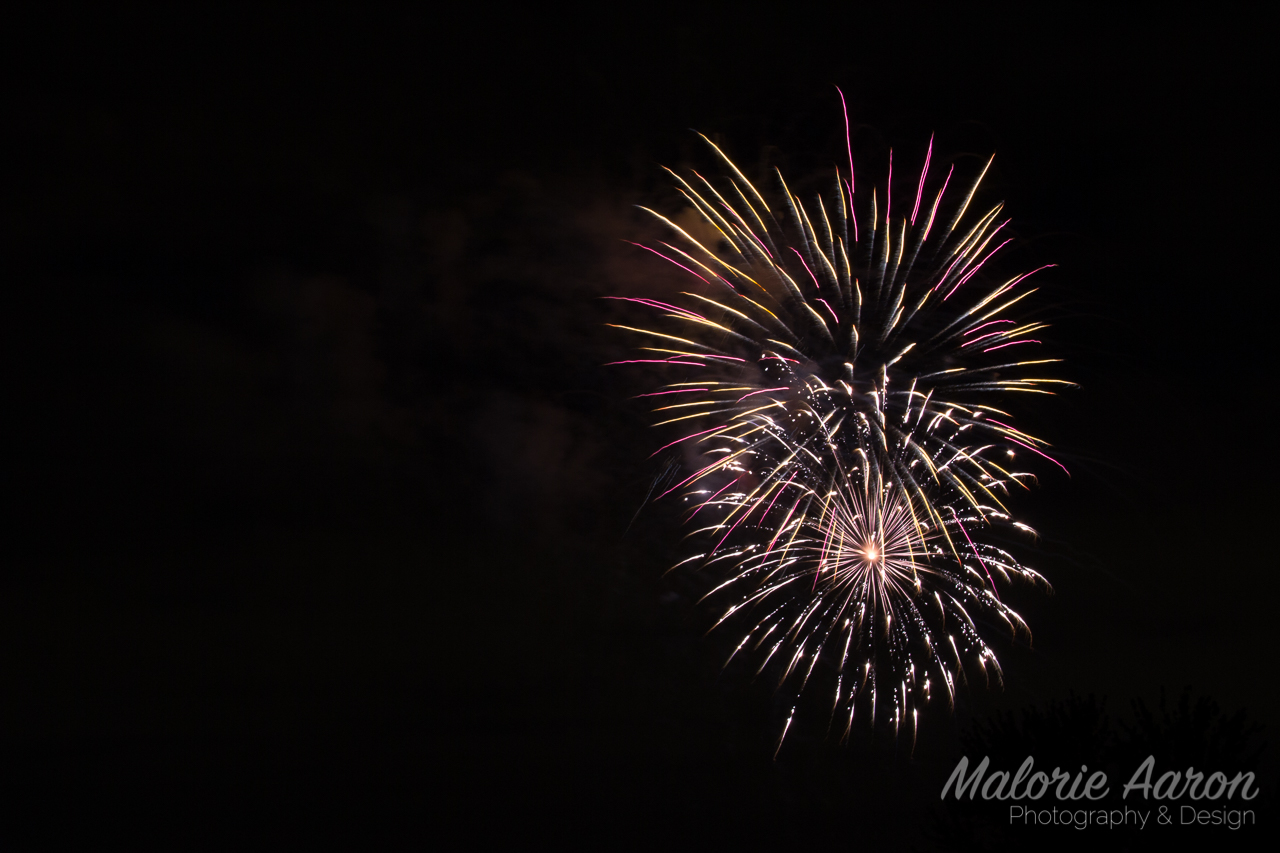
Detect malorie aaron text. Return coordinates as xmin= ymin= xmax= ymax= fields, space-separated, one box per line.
xmin=941 ymin=755 xmax=1259 ymax=802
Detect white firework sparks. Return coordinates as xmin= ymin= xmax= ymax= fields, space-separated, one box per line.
xmin=612 ymin=94 xmax=1066 ymax=749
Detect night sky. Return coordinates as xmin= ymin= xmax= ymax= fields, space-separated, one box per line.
xmin=6 ymin=6 xmax=1276 ymax=848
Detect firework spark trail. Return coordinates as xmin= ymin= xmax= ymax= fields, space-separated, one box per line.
xmin=612 ymin=98 xmax=1068 ymax=747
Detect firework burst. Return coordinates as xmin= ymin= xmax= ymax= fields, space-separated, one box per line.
xmin=611 ymin=97 xmax=1066 ymax=750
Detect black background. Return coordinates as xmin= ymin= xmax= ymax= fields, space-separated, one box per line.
xmin=5 ymin=5 xmax=1276 ymax=848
